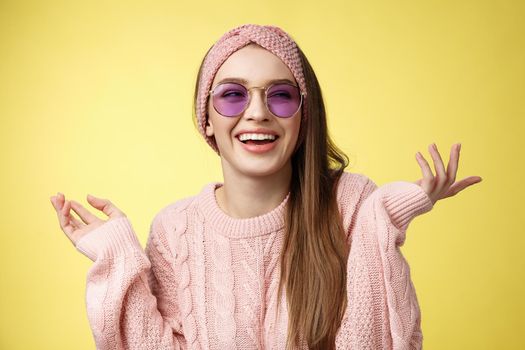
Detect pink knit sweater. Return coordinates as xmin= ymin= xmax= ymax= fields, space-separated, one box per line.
xmin=75 ymin=171 xmax=434 ymax=349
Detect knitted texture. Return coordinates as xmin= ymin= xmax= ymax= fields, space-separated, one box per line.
xmin=196 ymin=23 xmax=308 ymax=155
xmin=76 ymin=171 xmax=434 ymax=349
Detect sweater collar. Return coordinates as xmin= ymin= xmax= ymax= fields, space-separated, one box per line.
xmin=198 ymin=182 xmax=290 ymax=238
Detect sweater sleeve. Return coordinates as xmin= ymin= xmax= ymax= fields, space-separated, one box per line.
xmin=75 ymin=215 xmax=186 ymax=350
xmin=337 ymin=175 xmax=433 ymax=350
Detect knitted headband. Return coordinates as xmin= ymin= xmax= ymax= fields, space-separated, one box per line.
xmin=195 ymin=24 xmax=308 ymax=155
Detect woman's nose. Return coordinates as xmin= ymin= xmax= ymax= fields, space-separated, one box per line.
xmin=243 ymin=90 xmax=270 ymax=121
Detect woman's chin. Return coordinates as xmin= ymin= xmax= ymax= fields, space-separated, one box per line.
xmin=232 ymin=158 xmax=288 ymax=179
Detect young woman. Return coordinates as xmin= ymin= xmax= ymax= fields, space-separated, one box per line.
xmin=50 ymin=24 xmax=481 ymax=350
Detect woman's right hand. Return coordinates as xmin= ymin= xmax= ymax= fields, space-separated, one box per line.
xmin=50 ymin=193 xmax=126 ymax=247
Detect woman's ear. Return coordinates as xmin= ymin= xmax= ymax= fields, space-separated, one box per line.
xmin=205 ymin=115 xmax=214 ymax=137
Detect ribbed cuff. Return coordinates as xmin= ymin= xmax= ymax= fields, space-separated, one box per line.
xmin=75 ymin=216 xmax=143 ymax=261
xmin=379 ymin=181 xmax=434 ymax=231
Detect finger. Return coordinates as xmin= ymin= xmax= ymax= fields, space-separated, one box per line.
xmin=69 ymin=212 xmax=85 ymax=230
xmin=428 ymin=143 xmax=447 ymax=186
xmin=86 ymin=194 xmax=124 ymax=219
xmin=59 ymin=200 xmax=75 ymax=237
xmin=416 ymin=151 xmax=437 ymax=193
xmin=443 ymin=176 xmax=483 ymax=198
xmin=70 ymin=200 xmax=100 ymax=224
xmin=52 ymin=195 xmax=63 ymax=220
xmin=55 ymin=198 xmax=68 ymax=227
xmin=446 ymin=143 xmax=460 ymax=184
xmin=61 ymin=199 xmax=70 ymax=216
xmin=53 ymin=196 xmax=74 ymax=233
xmin=415 ymin=151 xmax=434 ymax=180
xmin=56 ymin=192 xmax=65 ymax=210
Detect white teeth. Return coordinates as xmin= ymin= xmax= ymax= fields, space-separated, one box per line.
xmin=238 ymin=133 xmax=277 ymax=141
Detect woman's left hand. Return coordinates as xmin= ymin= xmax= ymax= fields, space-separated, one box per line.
xmin=413 ymin=143 xmax=482 ymax=206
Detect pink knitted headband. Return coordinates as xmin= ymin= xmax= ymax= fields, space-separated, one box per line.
xmin=195 ymin=24 xmax=308 ymax=154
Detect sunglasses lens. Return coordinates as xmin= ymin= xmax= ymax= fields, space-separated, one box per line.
xmin=211 ymin=83 xmax=248 ymax=117
xmin=211 ymin=82 xmax=302 ymax=118
xmin=267 ymin=84 xmax=302 ymax=118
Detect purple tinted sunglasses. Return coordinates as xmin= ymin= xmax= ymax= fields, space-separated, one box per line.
xmin=209 ymin=82 xmax=304 ymax=118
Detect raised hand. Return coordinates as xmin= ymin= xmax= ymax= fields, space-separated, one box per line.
xmin=50 ymin=193 xmax=126 ymax=246
xmin=413 ymin=143 xmax=482 ymax=206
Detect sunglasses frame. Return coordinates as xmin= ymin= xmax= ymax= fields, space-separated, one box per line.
xmin=208 ymin=81 xmax=305 ymax=118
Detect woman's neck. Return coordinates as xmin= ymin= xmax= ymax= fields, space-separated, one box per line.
xmin=215 ymin=163 xmax=292 ymax=219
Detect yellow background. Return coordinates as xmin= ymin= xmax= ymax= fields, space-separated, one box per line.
xmin=1 ymin=0 xmax=523 ymax=349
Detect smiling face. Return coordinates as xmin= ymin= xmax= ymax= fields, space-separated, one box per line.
xmin=205 ymin=43 xmax=302 ymax=179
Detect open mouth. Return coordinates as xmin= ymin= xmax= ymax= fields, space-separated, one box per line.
xmin=236 ymin=136 xmax=279 ymax=145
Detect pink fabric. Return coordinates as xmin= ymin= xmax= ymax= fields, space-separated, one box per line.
xmin=196 ymin=24 xmax=308 ymax=155
xmin=76 ymin=171 xmax=433 ymax=349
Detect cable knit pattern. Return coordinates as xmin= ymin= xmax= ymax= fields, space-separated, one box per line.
xmin=211 ymin=229 xmax=236 ymax=348
xmin=192 ymin=209 xmax=209 ymax=350
xmin=262 ymin=231 xmax=283 ymax=349
xmin=75 ymin=171 xmax=433 ymax=349
xmin=239 ymin=238 xmax=261 ymax=347
xmin=173 ymin=208 xmax=197 ymax=349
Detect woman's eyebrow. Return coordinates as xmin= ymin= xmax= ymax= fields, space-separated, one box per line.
xmin=217 ymin=77 xmax=296 ymax=85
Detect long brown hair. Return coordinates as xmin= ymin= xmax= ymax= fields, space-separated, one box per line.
xmin=193 ymin=41 xmax=350 ymax=350
xmin=278 ymin=44 xmax=350 ymax=349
